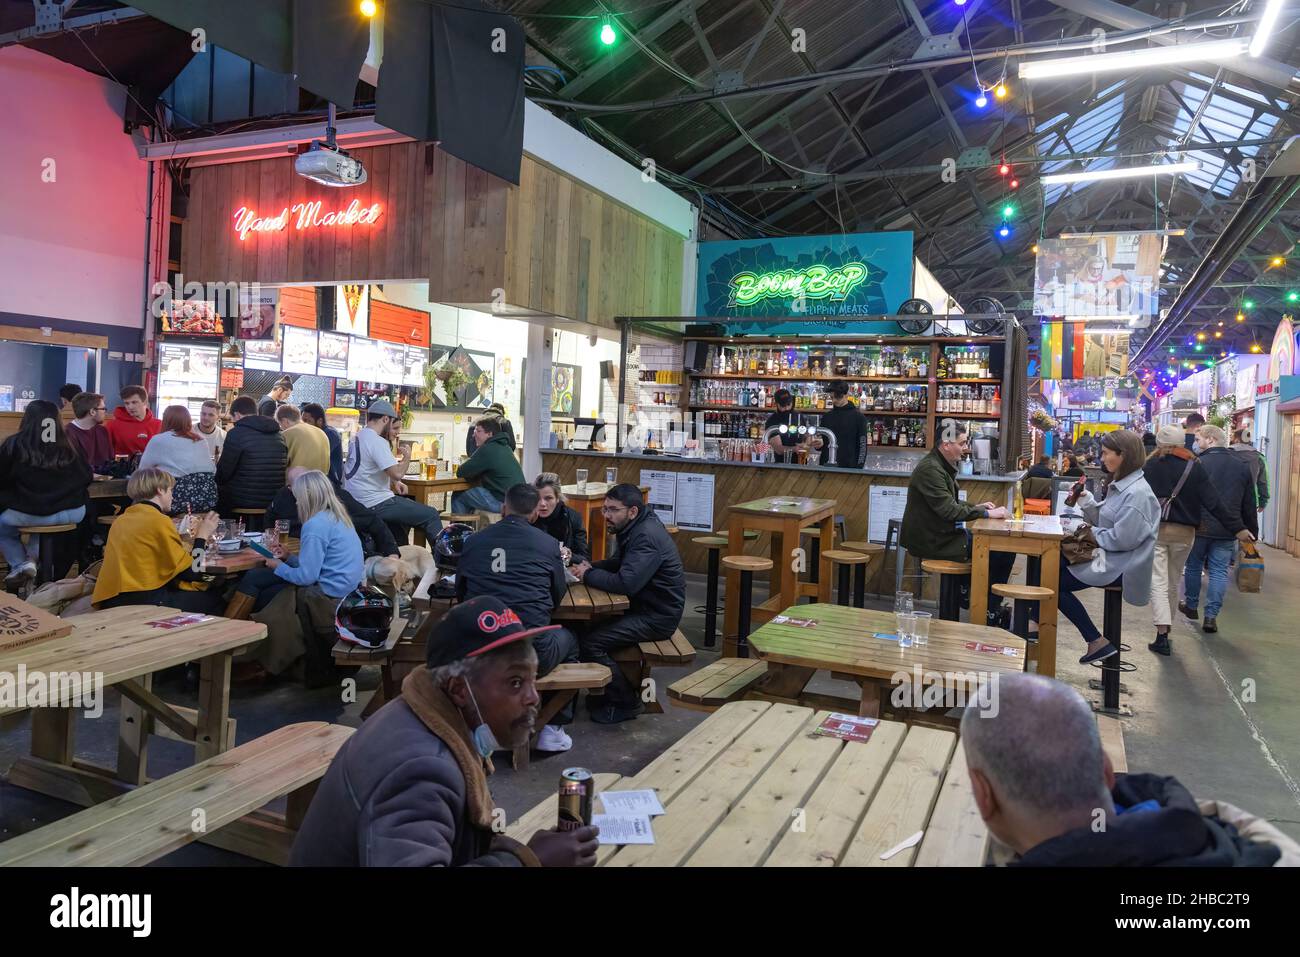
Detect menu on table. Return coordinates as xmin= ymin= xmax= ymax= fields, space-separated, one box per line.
xmin=317 ymin=331 xmax=350 ymax=376
xmin=242 ymin=337 xmax=282 ymax=372
xmin=281 ymin=326 xmax=319 ymax=375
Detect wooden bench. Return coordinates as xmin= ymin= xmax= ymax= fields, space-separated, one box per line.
xmin=608 ymin=629 xmax=696 ymax=715
xmin=0 ymin=722 xmax=352 ymax=867
xmin=1096 ymin=713 xmax=1128 ymax=774
xmin=512 ymin=663 xmax=612 ymax=770
xmin=667 ymin=658 xmax=768 ymax=712
xmin=331 ymin=613 xmax=410 ymax=717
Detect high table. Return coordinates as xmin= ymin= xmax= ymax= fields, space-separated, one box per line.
xmin=968 ymin=514 xmax=1064 ymax=677
xmin=746 ymin=602 xmax=1026 ymax=719
xmin=723 ymin=496 xmax=836 ymax=655
xmin=403 ymin=474 xmax=471 ymax=509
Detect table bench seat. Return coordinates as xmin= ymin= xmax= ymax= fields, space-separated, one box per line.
xmin=667 ymin=658 xmax=769 ymax=712
xmin=608 ymin=629 xmax=697 ymax=715
xmin=513 ymin=663 xmax=612 ymax=770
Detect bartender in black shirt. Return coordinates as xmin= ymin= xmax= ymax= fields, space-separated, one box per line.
xmin=819 ymin=380 xmax=869 ymax=468
xmin=764 ymin=389 xmax=823 ymax=459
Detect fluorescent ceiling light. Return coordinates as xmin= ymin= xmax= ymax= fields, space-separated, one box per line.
xmin=1019 ymin=40 xmax=1247 ymax=80
xmin=1041 ymin=161 xmax=1199 ymax=185
xmin=1059 ymin=315 xmax=1145 ymax=326
xmin=1058 ymin=228 xmax=1185 ymax=238
xmin=1250 ymin=0 xmax=1285 ymax=57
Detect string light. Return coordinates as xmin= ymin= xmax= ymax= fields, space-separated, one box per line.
xmin=1236 ymin=312 xmax=1246 ymax=321
xmin=599 ymin=18 xmax=617 ymax=46
xmin=359 ymin=0 xmax=377 ymax=15
xmin=997 ymin=222 xmax=1012 ymax=239
xmin=1271 ymin=256 xmax=1286 ymax=267
xmin=995 ymin=83 xmax=1008 ymax=99
xmin=998 ymin=162 xmax=1011 ymax=176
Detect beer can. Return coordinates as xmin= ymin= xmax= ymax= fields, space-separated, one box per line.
xmin=557 ymin=767 xmax=594 ymax=831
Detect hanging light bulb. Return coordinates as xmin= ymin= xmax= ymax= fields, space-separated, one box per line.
xmin=599 ymin=18 xmax=617 ymax=46
xmin=995 ymin=83 xmax=1008 ymax=99
xmin=997 ymin=222 xmax=1012 ymax=238
xmin=1236 ymin=312 xmax=1246 ymax=322
xmin=975 ymin=93 xmax=989 ymax=108
xmin=998 ymin=162 xmax=1011 ymax=176
xmin=359 ymin=0 xmax=377 ymax=16
xmin=1271 ymin=256 xmax=1285 ymax=267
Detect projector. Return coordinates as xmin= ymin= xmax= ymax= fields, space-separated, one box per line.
xmin=295 ymin=141 xmax=367 ymax=187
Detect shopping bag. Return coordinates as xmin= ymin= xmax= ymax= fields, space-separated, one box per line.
xmin=1236 ymin=542 xmax=1264 ymax=593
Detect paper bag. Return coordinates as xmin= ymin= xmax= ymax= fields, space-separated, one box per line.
xmin=1236 ymin=542 xmax=1264 ymax=593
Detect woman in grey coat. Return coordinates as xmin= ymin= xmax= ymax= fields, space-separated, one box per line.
xmin=1036 ymin=430 xmax=1160 ymax=664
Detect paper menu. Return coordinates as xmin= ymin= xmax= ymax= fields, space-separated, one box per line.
xmin=813 ymin=713 xmax=879 ymax=743
xmin=592 ymin=814 xmax=655 ymax=845
xmin=598 ymin=789 xmax=665 ymax=816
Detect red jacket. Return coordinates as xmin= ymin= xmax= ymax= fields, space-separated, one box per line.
xmin=106 ymin=405 xmax=161 ymax=457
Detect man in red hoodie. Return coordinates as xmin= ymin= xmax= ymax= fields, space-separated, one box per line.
xmin=105 ymin=384 xmax=161 ymax=457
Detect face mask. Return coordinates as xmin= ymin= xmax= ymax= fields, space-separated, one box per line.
xmin=1192 ymin=440 xmax=1202 ymax=453
xmin=464 ymin=682 xmax=500 ymax=759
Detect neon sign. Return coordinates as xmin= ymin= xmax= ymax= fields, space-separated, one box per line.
xmin=727 ymin=262 xmax=869 ymax=307
xmin=233 ymin=199 xmax=384 ymax=242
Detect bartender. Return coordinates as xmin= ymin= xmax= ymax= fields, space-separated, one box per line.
xmin=764 ymin=389 xmax=823 ymax=458
xmin=819 ymin=380 xmax=868 ymax=468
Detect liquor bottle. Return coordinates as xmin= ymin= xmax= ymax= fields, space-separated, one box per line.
xmin=816 ymin=392 xmax=826 ymax=411
xmin=937 ymin=351 xmax=948 ymax=380
xmin=991 ymin=386 xmax=1002 ymax=417
xmin=865 ymin=421 xmax=874 ymax=445
xmin=918 ymin=352 xmax=928 ymax=378
xmin=781 ymin=350 xmax=791 ymax=376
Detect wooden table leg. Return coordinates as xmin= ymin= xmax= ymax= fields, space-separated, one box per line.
xmin=116 ymin=673 xmax=153 ymax=785
xmin=722 ymin=517 xmax=745 ymax=657
xmin=858 ymin=680 xmax=882 ymax=719
xmin=778 ymin=518 xmax=800 ymax=614
xmin=195 ymin=652 xmax=234 ymax=762
xmin=30 ymin=707 xmax=75 ymax=765
xmin=969 ymin=534 xmax=991 ymax=626
xmin=817 ymin=515 xmax=834 ymax=604
xmin=587 ymin=502 xmax=606 ymax=562
xmin=1036 ymin=544 xmax=1060 ymax=678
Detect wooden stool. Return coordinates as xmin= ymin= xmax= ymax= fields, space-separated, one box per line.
xmin=824 ymin=549 xmax=869 ymax=608
xmin=991 ymin=583 xmax=1054 ymax=643
xmin=17 ymin=524 xmax=78 ymax=585
xmin=842 ymin=541 xmax=884 ymax=605
xmin=97 ymin=515 xmax=118 ymax=526
xmin=921 ymin=559 xmax=972 ymax=622
xmin=231 ymin=508 xmax=266 ymax=532
xmin=715 ymin=528 xmax=761 ymax=542
xmin=722 ymin=555 xmax=772 ymax=658
xmin=664 ymin=525 xmax=679 ymax=535
xmin=692 ymin=535 xmax=728 ymax=649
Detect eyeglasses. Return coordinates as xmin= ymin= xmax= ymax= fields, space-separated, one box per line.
xmin=94 ymin=407 xmax=107 ymax=412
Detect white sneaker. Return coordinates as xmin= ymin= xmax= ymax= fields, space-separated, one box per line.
xmin=535 ymin=725 xmax=573 ymax=753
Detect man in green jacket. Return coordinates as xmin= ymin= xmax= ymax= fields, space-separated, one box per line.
xmin=454 ymin=417 xmax=526 ymax=514
xmin=901 ymin=422 xmax=1013 ymax=621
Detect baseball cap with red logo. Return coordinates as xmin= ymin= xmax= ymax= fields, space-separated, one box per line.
xmin=425 ymin=595 xmax=560 ymax=669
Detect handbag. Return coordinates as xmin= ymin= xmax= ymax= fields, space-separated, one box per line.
xmin=1060 ymin=523 xmax=1100 ymax=564
xmin=1158 ymin=458 xmax=1196 ymax=521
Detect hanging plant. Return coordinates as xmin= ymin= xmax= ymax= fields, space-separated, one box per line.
xmin=1030 ymin=408 xmax=1058 ymax=432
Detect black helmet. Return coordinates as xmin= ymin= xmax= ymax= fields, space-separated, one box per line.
xmin=433 ymin=522 xmax=475 ymax=571
xmin=335 ymin=586 xmax=394 ymax=648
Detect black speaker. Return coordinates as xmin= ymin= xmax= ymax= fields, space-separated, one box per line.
xmin=685 ymin=341 xmax=709 ymax=372
xmin=317 ymin=287 xmax=336 ymax=331
xmin=600 ymin=360 xmax=615 ymax=380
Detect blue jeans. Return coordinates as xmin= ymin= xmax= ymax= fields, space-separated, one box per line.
xmin=451 ymin=485 xmax=503 ymax=514
xmin=1183 ymin=536 xmax=1234 ymax=618
xmin=1031 ymin=555 xmax=1120 ymax=646
xmin=0 ymin=506 xmax=86 ymax=570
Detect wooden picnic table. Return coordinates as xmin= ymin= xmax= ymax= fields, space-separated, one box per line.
xmin=968 ymin=514 xmax=1064 ymax=677
xmin=201 ymin=538 xmax=300 ymax=575
xmin=551 ymin=582 xmax=630 ymax=621
xmin=746 ymin=602 xmax=1026 ymax=720
xmin=0 ymin=604 xmax=265 ymax=810
xmin=723 ymin=496 xmax=836 ymax=655
xmin=506 ymin=699 xmax=991 ymax=867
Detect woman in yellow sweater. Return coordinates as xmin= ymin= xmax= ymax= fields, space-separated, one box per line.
xmin=92 ymin=467 xmax=224 ymax=613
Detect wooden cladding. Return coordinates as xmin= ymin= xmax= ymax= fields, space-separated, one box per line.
xmin=182 ymin=144 xmax=685 ymax=330
xmin=370 ymin=300 xmax=432 ymax=347
xmin=277 ymin=286 xmax=317 ymax=329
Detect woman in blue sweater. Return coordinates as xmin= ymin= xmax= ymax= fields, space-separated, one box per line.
xmin=225 ymin=470 xmax=364 ymax=618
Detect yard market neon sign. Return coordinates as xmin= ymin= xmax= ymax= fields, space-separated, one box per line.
xmin=727 ymin=262 xmax=869 ymax=308
xmin=232 ymin=200 xmax=384 ymax=242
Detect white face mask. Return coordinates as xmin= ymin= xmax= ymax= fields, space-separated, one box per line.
xmin=464 ymin=682 xmax=501 ymax=759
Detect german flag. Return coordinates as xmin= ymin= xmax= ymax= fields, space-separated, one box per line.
xmin=1040 ymin=322 xmax=1086 ymax=379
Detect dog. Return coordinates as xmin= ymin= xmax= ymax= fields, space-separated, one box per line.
xmin=363 ymin=546 xmax=437 ymax=602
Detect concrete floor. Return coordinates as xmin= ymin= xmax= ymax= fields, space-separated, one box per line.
xmin=3 ymin=545 xmax=1299 ymax=863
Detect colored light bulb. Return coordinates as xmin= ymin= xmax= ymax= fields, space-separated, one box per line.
xmin=600 ymin=22 xmax=617 ymax=45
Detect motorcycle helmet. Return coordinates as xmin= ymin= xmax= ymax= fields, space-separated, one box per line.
xmin=433 ymin=522 xmax=475 ymax=572
xmin=335 ymin=585 xmax=395 ymax=648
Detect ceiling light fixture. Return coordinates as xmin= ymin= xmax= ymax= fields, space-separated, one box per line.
xmin=1250 ymin=0 xmax=1285 ymax=57
xmin=1018 ymin=40 xmax=1247 ymax=80
xmin=1041 ymin=161 xmax=1199 ymax=186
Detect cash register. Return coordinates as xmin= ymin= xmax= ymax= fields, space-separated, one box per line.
xmin=570 ymin=417 xmax=607 ymax=451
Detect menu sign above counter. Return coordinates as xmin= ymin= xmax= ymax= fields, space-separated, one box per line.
xmin=317 ymin=331 xmax=350 ymax=376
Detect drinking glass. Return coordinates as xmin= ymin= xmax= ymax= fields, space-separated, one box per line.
xmin=576 ymin=468 xmax=589 ymax=492
xmin=264 ymin=525 xmax=278 ymax=551
xmin=912 ymin=611 xmax=932 ymax=647
xmin=898 ymin=612 xmax=916 ymax=649
xmin=275 ymin=520 xmax=290 ymax=539
xmin=605 ymin=468 xmax=617 ymax=486
xmin=894 ymin=590 xmax=914 ymax=615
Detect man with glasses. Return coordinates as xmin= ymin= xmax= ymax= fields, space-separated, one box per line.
xmin=345 ymin=399 xmax=441 ymax=549
xmin=569 ymin=484 xmax=684 ymax=723
xmin=66 ymin=392 xmax=114 ymax=476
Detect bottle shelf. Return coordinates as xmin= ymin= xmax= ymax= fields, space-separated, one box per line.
xmin=936 ymin=413 xmax=1002 ymax=420
xmin=689 ymin=406 xmax=927 ymax=416
xmin=936 ymin=378 xmax=1000 ymax=384
xmin=691 ymin=374 xmax=929 ymax=383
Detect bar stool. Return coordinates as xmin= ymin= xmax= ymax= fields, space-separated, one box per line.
xmin=1093 ymin=583 xmax=1134 ymax=715
xmin=692 ymin=536 xmax=728 ymax=649
xmin=18 ymin=524 xmax=78 ymax=585
xmin=722 ymin=555 xmax=772 ymax=658
xmin=231 ymin=508 xmax=266 ymax=532
xmin=824 ymin=550 xmax=869 ymax=608
xmin=715 ymin=528 xmax=761 ymax=543
xmin=921 ymin=559 xmax=972 ymax=622
xmin=991 ymin=583 xmax=1054 ymax=642
xmin=799 ymin=517 xmax=847 ymax=585
xmin=842 ymin=540 xmax=884 ymax=606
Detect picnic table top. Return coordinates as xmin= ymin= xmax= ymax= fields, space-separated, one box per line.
xmin=969 ymin=514 xmax=1065 ymax=540
xmin=551 ymin=582 xmax=630 ymax=621
xmin=729 ymin=496 xmax=837 ymax=518
xmin=507 ymin=700 xmax=989 ymax=867
xmin=0 ymin=605 xmax=265 ymax=716
xmin=747 ymin=603 xmax=1027 ymax=679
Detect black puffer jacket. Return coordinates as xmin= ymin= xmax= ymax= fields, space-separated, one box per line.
xmin=216 ymin=415 xmax=287 ymax=513
xmin=456 ymin=515 xmax=566 ymax=629
xmin=0 ymin=439 xmax=91 ymax=515
xmin=533 ymin=503 xmax=590 ymax=563
xmin=1142 ymin=450 xmax=1242 ymax=535
xmin=1195 ymin=446 xmax=1257 ymax=539
xmin=584 ymin=508 xmax=685 ymax=626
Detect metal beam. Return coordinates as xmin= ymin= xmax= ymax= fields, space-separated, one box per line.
xmin=0 ymin=5 xmax=142 ymax=47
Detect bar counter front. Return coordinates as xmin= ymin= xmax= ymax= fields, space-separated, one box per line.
xmin=541 ymin=449 xmax=1023 ymax=598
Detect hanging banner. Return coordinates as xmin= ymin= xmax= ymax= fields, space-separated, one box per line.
xmin=1039 ymin=323 xmax=1129 ymax=378
xmin=1268 ymin=316 xmax=1295 ymax=382
xmin=1033 ymin=233 xmax=1163 ymax=320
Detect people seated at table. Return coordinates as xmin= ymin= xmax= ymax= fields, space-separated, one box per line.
xmin=532 ymin=472 xmax=590 ymax=564
xmin=90 ymin=467 xmax=223 ymax=613
xmin=900 ymin=422 xmax=1012 ymax=624
xmin=0 ymin=399 xmax=92 ymax=587
xmin=1034 ymin=430 xmax=1160 ymax=664
xmin=457 ymin=483 xmax=579 ymax=753
xmin=269 ymin=466 xmax=400 ymax=559
xmin=196 ymin=399 xmax=225 ymax=461
xmin=452 ymin=416 xmax=526 ymax=515
xmin=570 ymin=484 xmax=685 ymax=724
xmin=1025 ymin=455 xmax=1055 ymax=479
xmin=66 ymin=391 xmax=114 ymax=475
xmin=138 ymin=405 xmax=219 ymax=515
xmin=345 ymin=399 xmax=441 ymax=547
xmin=300 ymin=402 xmax=343 ymax=486
xmin=1060 ymin=453 xmax=1085 ymax=478
xmin=224 ymin=470 xmax=364 ymax=621
xmin=961 ymin=673 xmax=1297 ymax=866
xmin=105 ymin=384 xmax=162 ymax=457
xmin=464 ymin=401 xmax=516 ymax=457
xmin=275 ymin=403 xmax=331 ymax=474
xmin=290 ymin=596 xmax=599 ymax=867
xmin=58 ymin=382 xmax=81 ymax=413
xmin=216 ymin=395 xmax=287 ymax=516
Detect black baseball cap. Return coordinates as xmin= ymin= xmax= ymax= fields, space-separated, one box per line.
xmin=828 ymin=380 xmax=849 ymax=397
xmin=773 ymin=388 xmax=794 ymax=407
xmin=425 ymin=596 xmax=558 ymax=669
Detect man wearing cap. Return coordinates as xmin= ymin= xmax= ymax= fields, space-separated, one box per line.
xmin=290 ymin=596 xmax=599 ymax=867
xmin=345 ymin=398 xmax=441 ymax=548
xmin=764 ymin=388 xmax=823 ymax=459
xmin=260 ymin=375 xmax=294 ymax=409
xmin=818 ymin=380 xmax=869 ymax=468
xmin=465 ymin=401 xmax=516 ymax=457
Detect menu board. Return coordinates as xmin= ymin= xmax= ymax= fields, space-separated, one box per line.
xmin=404 ymin=346 xmax=428 ymax=388
xmin=674 ymin=473 xmax=714 ymax=532
xmin=243 ymin=337 xmax=282 ymax=372
xmin=867 ymin=486 xmax=908 ymax=544
xmin=347 ymin=336 xmax=379 ymax=382
xmin=157 ymin=342 xmax=220 ymax=415
xmin=317 ymin=331 xmax=350 ymax=377
xmin=281 ymin=326 xmax=319 ymax=375
xmin=639 ymin=469 xmax=677 ymax=526
xmin=162 ymin=300 xmax=224 ymax=337
xmin=376 ymin=340 xmax=407 ymax=385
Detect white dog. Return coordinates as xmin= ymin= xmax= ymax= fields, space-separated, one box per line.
xmin=363 ymin=546 xmax=437 ymax=602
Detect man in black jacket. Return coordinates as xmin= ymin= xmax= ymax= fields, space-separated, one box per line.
xmin=216 ymin=395 xmax=287 ymax=515
xmin=457 ymin=484 xmax=579 ymax=752
xmin=818 ymin=380 xmax=868 ymax=468
xmin=961 ymin=673 xmax=1284 ymax=866
xmin=570 ymin=484 xmax=685 ymax=724
xmin=1184 ymin=425 xmax=1257 ymax=634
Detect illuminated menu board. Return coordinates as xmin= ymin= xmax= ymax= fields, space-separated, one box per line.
xmin=347 ymin=336 xmax=379 ymax=382
xmin=317 ymin=331 xmax=350 ymax=377
xmin=281 ymin=326 xmax=319 ymax=375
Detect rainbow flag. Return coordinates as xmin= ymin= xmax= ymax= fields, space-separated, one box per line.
xmin=1040 ymin=322 xmax=1086 ymax=379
